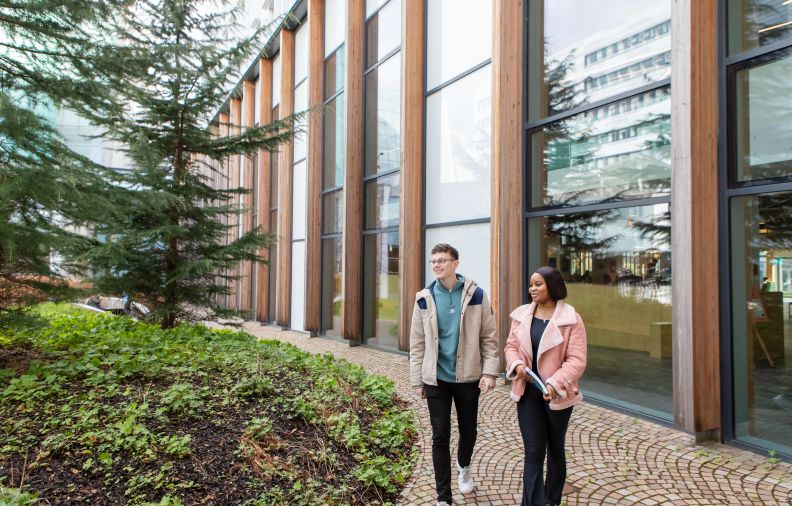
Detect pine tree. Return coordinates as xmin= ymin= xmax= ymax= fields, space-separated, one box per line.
xmin=0 ymin=0 xmax=129 ymax=316
xmin=84 ymin=0 xmax=296 ymax=329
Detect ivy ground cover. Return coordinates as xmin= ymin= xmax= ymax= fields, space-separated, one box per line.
xmin=0 ymin=307 xmax=416 ymax=505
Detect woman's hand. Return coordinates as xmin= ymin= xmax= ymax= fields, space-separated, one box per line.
xmin=515 ymin=364 xmax=532 ymax=382
xmin=543 ymin=383 xmax=558 ymax=402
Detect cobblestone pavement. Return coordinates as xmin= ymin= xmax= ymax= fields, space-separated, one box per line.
xmin=243 ymin=324 xmax=792 ymax=506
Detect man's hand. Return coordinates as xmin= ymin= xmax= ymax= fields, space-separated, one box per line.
xmin=478 ymin=375 xmax=496 ymax=394
xmin=414 ymin=386 xmax=425 ymax=399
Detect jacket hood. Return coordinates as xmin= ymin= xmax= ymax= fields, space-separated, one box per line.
xmin=509 ymin=299 xmax=577 ymax=327
xmin=417 ymin=276 xmax=477 ymax=301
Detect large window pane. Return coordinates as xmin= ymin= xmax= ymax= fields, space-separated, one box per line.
xmin=527 ymin=0 xmax=670 ymax=121
xmin=321 ymin=237 xmax=344 ymax=336
xmin=292 ymin=160 xmax=306 ymax=240
xmin=530 ymin=86 xmax=671 ymax=208
xmin=364 ymin=53 xmax=401 ymax=177
xmin=733 ymin=51 xmax=792 ymax=183
xmin=730 ymin=191 xmax=792 ymax=455
xmin=425 ymin=223 xmax=491 ymax=294
xmin=270 ymin=105 xmax=279 ymax=208
xmin=322 ymin=190 xmax=344 ymax=234
xmin=293 ymin=81 xmax=309 ymax=162
xmin=363 ymin=232 xmax=400 ymax=349
xmin=426 ymin=0 xmax=492 ymax=90
xmin=366 ymin=0 xmax=389 ymax=18
xmin=728 ymin=0 xmax=792 ymax=55
xmin=291 ymin=240 xmax=306 ymax=332
xmin=325 ymin=0 xmax=346 ymax=57
xmin=273 ymin=54 xmax=281 ymax=107
xmin=295 ymin=22 xmax=310 ymax=84
xmin=528 ymin=203 xmax=672 ymax=419
xmin=365 ymin=0 xmax=401 ymax=69
xmin=268 ymin=209 xmax=278 ymax=321
xmin=365 ymin=173 xmax=400 ymax=229
xmin=323 ymin=94 xmax=345 ymax=189
xmin=324 ymin=46 xmax=346 ymax=99
xmin=426 ymin=65 xmax=491 ymax=224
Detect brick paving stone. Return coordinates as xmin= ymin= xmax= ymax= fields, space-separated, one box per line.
xmin=242 ymin=324 xmax=792 ymax=506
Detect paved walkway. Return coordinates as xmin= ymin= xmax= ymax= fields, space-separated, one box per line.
xmin=243 ymin=324 xmax=792 ymax=505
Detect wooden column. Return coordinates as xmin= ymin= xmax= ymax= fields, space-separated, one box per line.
xmin=276 ymin=29 xmax=296 ymax=327
xmin=229 ymin=98 xmax=243 ymax=310
xmin=218 ymin=112 xmax=231 ymax=308
xmin=671 ymin=0 xmax=720 ymax=440
xmin=491 ymin=0 xmax=524 ymax=369
xmin=241 ymin=81 xmax=256 ymax=313
xmin=342 ymin=0 xmax=364 ymax=342
xmin=305 ymin=0 xmax=325 ymax=335
xmin=398 ymin=0 xmax=425 ymax=351
xmin=256 ymin=58 xmax=274 ymax=322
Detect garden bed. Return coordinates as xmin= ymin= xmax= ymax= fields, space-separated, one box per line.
xmin=0 ymin=306 xmax=416 ymax=505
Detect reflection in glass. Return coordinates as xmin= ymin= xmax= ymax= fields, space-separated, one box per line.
xmin=734 ymin=51 xmax=792 ymax=182
xmin=728 ymin=0 xmax=792 ymax=55
xmin=365 ymin=54 xmax=401 ymax=177
xmin=321 ymin=236 xmax=344 ymax=336
xmin=366 ymin=0 xmax=388 ymax=17
xmin=531 ymin=87 xmax=671 ymax=208
xmin=527 ymin=0 xmax=670 ymax=120
xmin=425 ymin=64 xmax=491 ymax=224
xmin=322 ymin=190 xmax=344 ymax=234
xmin=731 ymin=192 xmax=792 ymax=455
xmin=426 ymin=0 xmax=492 ymax=90
xmin=323 ymin=94 xmax=345 ymax=189
xmin=324 ymin=47 xmax=346 ymax=100
xmin=365 ymin=173 xmax=400 ymax=229
xmin=324 ymin=0 xmax=346 ymax=57
xmin=270 ymin=106 xmax=279 ymax=207
xmin=365 ymin=0 xmax=401 ymax=68
xmin=363 ymin=232 xmax=400 ymax=349
xmin=295 ymin=23 xmax=310 ymax=84
xmin=293 ymin=82 xmax=308 ymax=162
xmin=425 ymin=223 xmax=491 ymax=294
xmin=528 ymin=203 xmax=672 ymax=419
xmin=268 ymin=209 xmax=277 ymax=321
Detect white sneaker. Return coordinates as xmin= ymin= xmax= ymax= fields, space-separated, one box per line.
xmin=436 ymin=502 xmax=451 ymax=506
xmin=457 ymin=461 xmax=475 ymax=494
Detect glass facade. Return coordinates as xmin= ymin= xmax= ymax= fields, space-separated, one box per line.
xmin=362 ymin=0 xmax=401 ymax=349
xmin=528 ymin=204 xmax=672 ymax=418
xmin=526 ymin=0 xmax=673 ymax=420
xmin=727 ymin=2 xmax=792 ymax=456
xmin=321 ymin=236 xmax=343 ymax=336
xmin=730 ymin=192 xmax=792 ymax=455
xmin=527 ymin=0 xmax=671 ymax=121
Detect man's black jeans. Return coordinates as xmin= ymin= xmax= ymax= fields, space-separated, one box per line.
xmin=517 ymin=385 xmax=573 ymax=506
xmin=424 ymin=379 xmax=480 ymax=504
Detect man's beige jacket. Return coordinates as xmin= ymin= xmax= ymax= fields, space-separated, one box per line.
xmin=409 ymin=278 xmax=499 ymax=387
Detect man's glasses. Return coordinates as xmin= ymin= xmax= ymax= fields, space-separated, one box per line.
xmin=428 ymin=258 xmax=455 ymax=266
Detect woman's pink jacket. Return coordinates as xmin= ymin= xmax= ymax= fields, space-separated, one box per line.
xmin=503 ymin=300 xmax=587 ymax=410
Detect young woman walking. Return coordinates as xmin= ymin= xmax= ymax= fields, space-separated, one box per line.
xmin=504 ymin=266 xmax=587 ymax=506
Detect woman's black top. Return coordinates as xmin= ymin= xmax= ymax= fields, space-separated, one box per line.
xmin=530 ymin=317 xmax=549 ymax=376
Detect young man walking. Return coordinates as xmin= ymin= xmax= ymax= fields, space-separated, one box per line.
xmin=409 ymin=243 xmax=499 ymax=506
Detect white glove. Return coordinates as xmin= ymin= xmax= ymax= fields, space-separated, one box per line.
xmin=478 ymin=375 xmax=496 ymax=394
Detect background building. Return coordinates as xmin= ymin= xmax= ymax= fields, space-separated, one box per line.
xmin=208 ymin=0 xmax=792 ymax=460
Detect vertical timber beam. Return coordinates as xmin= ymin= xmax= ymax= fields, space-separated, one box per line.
xmin=671 ymin=0 xmax=720 ymax=440
xmin=398 ymin=0 xmax=425 ymax=351
xmin=218 ymin=112 xmax=231 ymax=309
xmin=342 ymin=0 xmax=364 ymax=342
xmin=492 ymin=0 xmax=525 ymax=370
xmin=276 ymin=29 xmax=296 ymax=327
xmin=305 ymin=0 xmax=325 ymax=335
xmin=241 ymin=81 xmax=256 ymax=314
xmin=229 ymin=98 xmax=243 ymax=310
xmin=256 ymin=58 xmax=274 ymax=322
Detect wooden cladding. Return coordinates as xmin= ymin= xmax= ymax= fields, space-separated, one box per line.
xmin=342 ymin=0 xmax=365 ymax=341
xmin=256 ymin=59 xmax=274 ymax=322
xmin=670 ymin=0 xmax=720 ymax=438
xmin=276 ymin=29 xmax=296 ymax=327
xmin=398 ymin=0 xmax=425 ymax=351
xmin=491 ymin=0 xmax=525 ymax=369
xmin=305 ymin=0 xmax=325 ymax=335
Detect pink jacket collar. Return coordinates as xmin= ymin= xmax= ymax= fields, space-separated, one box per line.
xmin=509 ymin=300 xmax=577 ymax=327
